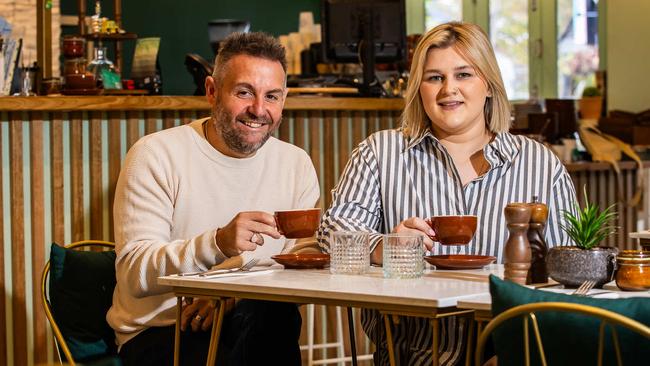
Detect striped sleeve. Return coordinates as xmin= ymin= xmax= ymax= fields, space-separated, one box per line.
xmin=318 ymin=139 xmax=385 ymax=253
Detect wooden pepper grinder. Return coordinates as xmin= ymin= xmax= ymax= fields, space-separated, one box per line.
xmin=527 ymin=196 xmax=549 ymax=284
xmin=504 ymin=203 xmax=532 ymax=285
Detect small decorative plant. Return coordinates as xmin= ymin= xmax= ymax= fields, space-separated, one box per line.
xmin=582 ymin=86 xmax=602 ymax=97
xmin=561 ymin=186 xmax=617 ymax=250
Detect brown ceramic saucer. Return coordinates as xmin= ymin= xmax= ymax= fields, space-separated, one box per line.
xmin=424 ymin=255 xmax=496 ymax=270
xmin=271 ymin=253 xmax=330 ymax=269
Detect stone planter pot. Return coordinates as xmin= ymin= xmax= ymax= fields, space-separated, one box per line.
xmin=578 ymin=96 xmax=603 ymax=119
xmin=546 ymin=246 xmax=618 ymax=288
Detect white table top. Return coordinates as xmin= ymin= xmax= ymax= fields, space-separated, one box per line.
xmin=158 ymin=264 xmax=504 ymax=313
xmin=456 ymin=282 xmax=650 ymax=312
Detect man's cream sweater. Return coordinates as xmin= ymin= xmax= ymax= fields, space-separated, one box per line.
xmin=107 ymin=118 xmax=320 ymax=346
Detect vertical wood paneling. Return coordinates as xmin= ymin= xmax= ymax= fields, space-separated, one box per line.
xmin=30 ymin=113 xmax=47 ymax=364
xmin=380 ymin=111 xmax=393 ymax=131
xmin=323 ymin=112 xmax=336 ymax=209
xmin=50 ymin=113 xmax=65 ymax=245
xmin=108 ymin=112 xmax=122 ymax=242
xmin=126 ymin=111 xmax=140 ymax=151
xmin=338 ymin=111 xmax=351 ymax=178
xmin=9 ymin=113 xmax=27 ymax=366
xmin=626 ymin=171 xmax=634 ymax=249
xmin=0 ymin=115 xmax=7 ymax=366
xmin=367 ymin=111 xmax=379 ymax=135
xmin=294 ymin=111 xmax=306 ymax=151
xmin=570 ymin=168 xmax=640 ymax=249
xmin=70 ymin=113 xmax=84 ymax=242
xmin=89 ymin=113 xmax=103 ymax=240
xmin=309 ymin=111 xmax=322 ymax=207
xmin=279 ymin=114 xmax=291 ymax=142
xmin=145 ymin=111 xmax=159 ymax=136
xmin=180 ymin=111 xmax=196 ymax=125
xmin=607 ymin=172 xmax=616 ymax=248
xmin=352 ymin=111 xmax=365 ymax=148
xmin=163 ymin=111 xmax=176 ymax=130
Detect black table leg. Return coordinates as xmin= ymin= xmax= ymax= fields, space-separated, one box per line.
xmin=347 ymin=307 xmax=358 ymax=366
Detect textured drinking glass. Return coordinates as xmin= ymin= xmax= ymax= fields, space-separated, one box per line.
xmin=383 ymin=234 xmax=424 ymax=279
xmin=330 ymin=231 xmax=370 ymax=275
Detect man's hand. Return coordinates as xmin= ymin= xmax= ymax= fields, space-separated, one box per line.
xmin=392 ymin=217 xmax=435 ymax=251
xmin=181 ymin=298 xmax=215 ymax=332
xmin=216 ymin=211 xmax=282 ymax=257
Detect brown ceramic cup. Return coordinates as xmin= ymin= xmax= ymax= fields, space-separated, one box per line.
xmin=274 ymin=208 xmax=321 ymax=239
xmin=427 ymin=215 xmax=478 ymax=245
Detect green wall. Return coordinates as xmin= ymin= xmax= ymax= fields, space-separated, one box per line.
xmin=64 ymin=0 xmax=321 ymax=95
xmin=122 ymin=0 xmax=321 ymax=95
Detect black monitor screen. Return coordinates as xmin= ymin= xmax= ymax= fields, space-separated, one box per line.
xmin=321 ymin=0 xmax=406 ymax=63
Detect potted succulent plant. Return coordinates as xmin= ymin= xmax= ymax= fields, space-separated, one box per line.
xmin=546 ymin=187 xmax=618 ymax=288
xmin=578 ymin=86 xmax=603 ymax=119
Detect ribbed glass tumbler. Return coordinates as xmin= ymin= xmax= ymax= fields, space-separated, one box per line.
xmin=330 ymin=231 xmax=370 ymax=275
xmin=382 ymin=234 xmax=424 ymax=279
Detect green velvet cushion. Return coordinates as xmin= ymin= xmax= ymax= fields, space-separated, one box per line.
xmin=489 ymin=275 xmax=650 ymax=366
xmin=49 ymin=243 xmax=118 ymax=362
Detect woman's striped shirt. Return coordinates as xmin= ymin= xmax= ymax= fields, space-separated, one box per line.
xmin=318 ymin=128 xmax=578 ymax=365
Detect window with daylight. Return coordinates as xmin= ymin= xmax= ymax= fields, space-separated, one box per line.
xmin=557 ymin=0 xmax=599 ymax=98
xmin=422 ymin=0 xmax=601 ymax=100
xmin=424 ymin=0 xmax=462 ymax=30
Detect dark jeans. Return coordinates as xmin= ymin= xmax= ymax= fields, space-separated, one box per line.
xmin=119 ymin=299 xmax=302 ymax=366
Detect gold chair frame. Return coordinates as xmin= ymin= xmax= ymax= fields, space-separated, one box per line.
xmin=41 ymin=240 xmax=115 ymax=366
xmin=475 ymin=301 xmax=650 ymax=366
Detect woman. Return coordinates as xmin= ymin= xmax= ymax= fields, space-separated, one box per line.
xmin=318 ymin=22 xmax=577 ymax=365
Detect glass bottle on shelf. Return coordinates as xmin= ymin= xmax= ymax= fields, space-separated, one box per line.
xmin=87 ymin=47 xmax=122 ymax=89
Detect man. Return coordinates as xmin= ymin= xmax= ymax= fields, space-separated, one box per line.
xmin=108 ymin=32 xmax=320 ymax=365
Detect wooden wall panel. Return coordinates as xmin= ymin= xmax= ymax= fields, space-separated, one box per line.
xmin=89 ymin=112 xmax=103 ymax=240
xmin=0 ymin=114 xmax=6 ymax=366
xmin=126 ymin=111 xmax=140 ymax=151
xmin=279 ymin=113 xmax=291 ymax=142
xmin=323 ymin=112 xmax=336 ymax=210
xmin=9 ymin=113 xmax=27 ymax=366
xmin=30 ymin=113 xmax=47 ymax=365
xmin=69 ymin=113 xmax=84 ymax=242
xmin=50 ymin=113 xmax=65 ymax=245
xmin=163 ymin=111 xmax=176 ymax=130
xmin=338 ymin=111 xmax=351 ymax=179
xmin=108 ymin=112 xmax=122 ymax=242
xmin=294 ymin=111 xmax=307 ymax=151
xmin=144 ymin=111 xmax=159 ymax=136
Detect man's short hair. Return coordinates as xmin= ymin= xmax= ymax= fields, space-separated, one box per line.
xmin=212 ymin=32 xmax=287 ymax=80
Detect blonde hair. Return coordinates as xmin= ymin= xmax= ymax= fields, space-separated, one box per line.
xmin=401 ymin=22 xmax=511 ymax=139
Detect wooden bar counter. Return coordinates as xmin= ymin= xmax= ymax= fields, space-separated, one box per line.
xmin=1 ymin=95 xmax=648 ymax=364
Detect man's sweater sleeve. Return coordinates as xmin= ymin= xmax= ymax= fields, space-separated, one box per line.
xmin=113 ymin=141 xmax=227 ymax=298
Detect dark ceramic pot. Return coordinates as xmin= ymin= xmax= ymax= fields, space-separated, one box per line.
xmin=546 ymin=246 xmax=618 ymax=288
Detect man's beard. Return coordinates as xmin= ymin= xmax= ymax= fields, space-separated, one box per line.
xmin=212 ymin=106 xmax=279 ymax=155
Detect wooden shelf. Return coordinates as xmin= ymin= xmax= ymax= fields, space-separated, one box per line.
xmin=83 ymin=32 xmax=138 ymax=41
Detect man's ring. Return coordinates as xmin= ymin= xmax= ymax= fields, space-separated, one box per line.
xmin=251 ymin=232 xmax=261 ymax=244
xmin=194 ymin=314 xmax=203 ymax=322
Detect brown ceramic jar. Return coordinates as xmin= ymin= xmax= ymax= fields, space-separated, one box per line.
xmin=615 ymin=250 xmax=650 ymax=291
xmin=62 ymin=36 xmax=85 ymax=58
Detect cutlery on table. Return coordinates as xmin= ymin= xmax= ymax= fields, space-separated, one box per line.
xmin=178 ymin=258 xmax=260 ymax=277
xmin=571 ymin=280 xmax=596 ymax=296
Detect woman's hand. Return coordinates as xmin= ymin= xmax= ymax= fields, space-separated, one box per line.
xmin=371 ymin=217 xmax=436 ymax=265
xmin=392 ymin=217 xmax=436 ymax=251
